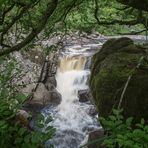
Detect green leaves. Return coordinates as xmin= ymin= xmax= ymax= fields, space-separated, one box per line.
xmin=99 ymin=108 xmax=148 ymax=148
xmin=15 ymin=93 xmax=27 ymax=103
xmin=0 ymin=0 xmax=5 ymax=7
xmin=0 ymin=57 xmax=55 ymax=147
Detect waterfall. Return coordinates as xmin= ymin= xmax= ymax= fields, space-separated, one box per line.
xmin=59 ymin=56 xmax=86 ymax=72
xmin=44 ymin=46 xmax=100 ymax=148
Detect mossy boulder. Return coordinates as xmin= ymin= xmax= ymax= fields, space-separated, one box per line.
xmin=90 ymin=37 xmax=148 ymax=123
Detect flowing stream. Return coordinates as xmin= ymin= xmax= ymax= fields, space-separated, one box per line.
xmin=44 ymin=45 xmax=101 ymax=148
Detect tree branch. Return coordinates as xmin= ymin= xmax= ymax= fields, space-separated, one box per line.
xmin=0 ymin=0 xmax=58 ymax=57
xmin=0 ymin=3 xmax=15 ymax=25
xmin=0 ymin=0 xmax=41 ymax=46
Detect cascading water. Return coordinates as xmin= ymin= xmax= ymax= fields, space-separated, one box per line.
xmin=44 ymin=45 xmax=101 ymax=148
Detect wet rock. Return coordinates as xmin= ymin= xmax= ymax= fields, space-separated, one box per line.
xmin=46 ymin=76 xmax=57 ymax=87
xmin=16 ymin=109 xmax=30 ymax=127
xmin=88 ymin=128 xmax=105 ymax=148
xmin=17 ymin=109 xmax=29 ymax=118
xmin=90 ymin=37 xmax=148 ymax=123
xmin=45 ymin=83 xmax=55 ymax=91
xmin=87 ymin=106 xmax=98 ymax=116
xmin=78 ymin=89 xmax=89 ymax=102
xmin=82 ymin=126 xmax=98 ymax=133
xmin=23 ymin=102 xmax=45 ymax=113
xmin=50 ymin=90 xmax=62 ymax=105
xmin=21 ymin=49 xmax=59 ymax=113
xmin=31 ymin=83 xmax=51 ymax=105
xmin=26 ymin=83 xmax=61 ymax=112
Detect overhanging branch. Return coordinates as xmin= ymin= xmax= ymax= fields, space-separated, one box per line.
xmin=0 ymin=0 xmax=58 ymax=57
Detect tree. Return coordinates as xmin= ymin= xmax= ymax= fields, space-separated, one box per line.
xmin=65 ymin=0 xmax=148 ymax=35
xmin=0 ymin=0 xmax=82 ymax=56
xmin=0 ymin=0 xmax=148 ymax=57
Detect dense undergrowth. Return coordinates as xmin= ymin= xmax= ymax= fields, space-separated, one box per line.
xmin=0 ymin=57 xmax=55 ymax=148
xmin=82 ymin=109 xmax=148 ymax=148
xmin=100 ymin=109 xmax=148 ymax=148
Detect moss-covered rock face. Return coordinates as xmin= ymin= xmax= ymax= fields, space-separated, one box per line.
xmin=90 ymin=37 xmax=148 ymax=123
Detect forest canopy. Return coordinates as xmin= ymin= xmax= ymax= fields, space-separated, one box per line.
xmin=0 ymin=0 xmax=148 ymax=56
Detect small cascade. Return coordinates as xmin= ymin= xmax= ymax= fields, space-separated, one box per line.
xmin=44 ymin=46 xmax=100 ymax=148
xmin=59 ymin=56 xmax=86 ymax=72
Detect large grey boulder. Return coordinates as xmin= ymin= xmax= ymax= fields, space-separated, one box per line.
xmin=29 ymin=83 xmax=61 ymax=106
xmin=90 ymin=37 xmax=148 ymax=123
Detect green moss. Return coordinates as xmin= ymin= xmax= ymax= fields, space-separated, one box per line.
xmin=90 ymin=38 xmax=148 ymax=123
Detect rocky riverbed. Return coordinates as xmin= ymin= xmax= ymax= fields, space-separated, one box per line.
xmin=8 ymin=32 xmax=148 ymax=148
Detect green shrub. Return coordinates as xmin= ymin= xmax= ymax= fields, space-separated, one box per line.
xmin=0 ymin=57 xmax=55 ymax=148
xmin=100 ymin=109 xmax=148 ymax=148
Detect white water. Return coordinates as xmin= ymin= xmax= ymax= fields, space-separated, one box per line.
xmin=44 ymin=46 xmax=100 ymax=148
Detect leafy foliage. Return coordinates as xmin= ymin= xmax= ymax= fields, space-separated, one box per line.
xmin=65 ymin=0 xmax=146 ymax=35
xmin=0 ymin=0 xmax=148 ymax=56
xmin=0 ymin=57 xmax=55 ymax=147
xmin=100 ymin=109 xmax=148 ymax=148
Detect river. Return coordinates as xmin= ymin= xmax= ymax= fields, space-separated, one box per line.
xmin=43 ymin=44 xmax=102 ymax=148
